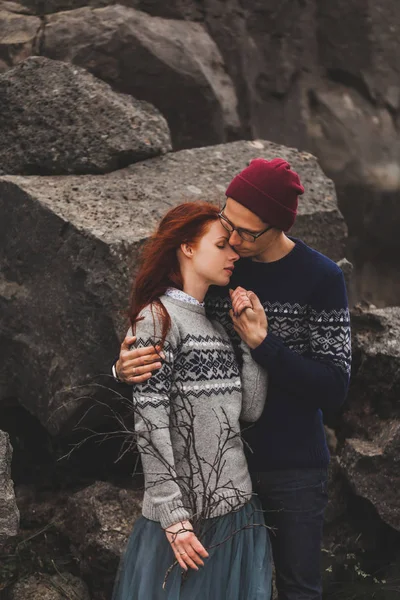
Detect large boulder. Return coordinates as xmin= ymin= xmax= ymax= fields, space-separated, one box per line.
xmin=316 ymin=0 xmax=399 ymax=111
xmin=340 ymin=428 xmax=400 ymax=532
xmin=0 ymin=430 xmax=19 ymax=544
xmin=42 ymin=5 xmax=241 ymax=149
xmin=0 ymin=140 xmax=346 ymax=434
xmin=0 ymin=56 xmax=171 ymax=176
xmin=59 ymin=481 xmax=142 ymax=599
xmin=345 ymin=306 xmax=400 ymax=434
xmin=338 ymin=306 xmax=400 ymax=532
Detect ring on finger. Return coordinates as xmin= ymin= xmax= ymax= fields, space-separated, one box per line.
xmin=179 ymin=551 xmax=187 ymax=555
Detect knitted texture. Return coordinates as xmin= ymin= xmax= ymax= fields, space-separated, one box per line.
xmin=206 ymin=238 xmax=351 ymax=471
xmin=226 ymin=158 xmax=305 ymax=231
xmin=129 ymin=295 xmax=268 ymax=529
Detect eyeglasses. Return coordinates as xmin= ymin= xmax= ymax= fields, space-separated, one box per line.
xmin=218 ymin=208 xmax=273 ymax=243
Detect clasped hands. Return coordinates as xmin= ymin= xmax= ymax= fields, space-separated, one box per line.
xmin=115 ymin=287 xmax=267 ymax=384
xmin=229 ymin=287 xmax=268 ymax=349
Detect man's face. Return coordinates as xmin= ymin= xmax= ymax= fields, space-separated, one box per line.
xmin=222 ymin=198 xmax=277 ymax=259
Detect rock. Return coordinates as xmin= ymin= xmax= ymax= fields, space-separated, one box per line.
xmin=0 ymin=6 xmax=41 ymax=73
xmin=340 ymin=427 xmax=400 ymax=532
xmin=345 ymin=306 xmax=400 ymax=435
xmin=59 ymin=481 xmax=142 ymax=598
xmin=304 ymin=81 xmax=400 ymax=304
xmin=0 ymin=56 xmax=171 ymax=176
xmin=0 ymin=140 xmax=346 ymax=434
xmin=9 ymin=572 xmax=91 ymax=599
xmin=43 ymin=5 xmax=241 ymax=149
xmin=317 ymin=0 xmax=400 ymax=109
xmin=338 ymin=306 xmax=400 ymax=532
xmin=0 ymin=430 xmax=19 ymax=544
xmin=12 ymin=0 xmax=202 ymax=17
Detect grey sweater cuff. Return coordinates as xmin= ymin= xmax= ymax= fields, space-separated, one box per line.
xmin=158 ymin=498 xmax=191 ymax=530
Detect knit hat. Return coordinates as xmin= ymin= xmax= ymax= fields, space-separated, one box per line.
xmin=225 ymin=158 xmax=305 ymax=231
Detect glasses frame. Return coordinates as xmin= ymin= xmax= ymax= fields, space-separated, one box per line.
xmin=218 ymin=206 xmax=273 ymax=243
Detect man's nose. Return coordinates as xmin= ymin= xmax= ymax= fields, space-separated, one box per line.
xmin=229 ymin=230 xmax=241 ymax=246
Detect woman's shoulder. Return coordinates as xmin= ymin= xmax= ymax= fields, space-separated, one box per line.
xmin=131 ymin=299 xmax=179 ymax=342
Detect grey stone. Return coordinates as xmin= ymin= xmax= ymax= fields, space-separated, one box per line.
xmin=338 ymin=306 xmax=400 ymax=532
xmin=347 ymin=306 xmax=400 ymax=428
xmin=43 ymin=5 xmax=241 ymax=149
xmin=317 ymin=0 xmax=400 ymax=110
xmin=0 ymin=6 xmax=41 ymax=73
xmin=340 ymin=426 xmax=400 ymax=532
xmin=0 ymin=140 xmax=346 ymax=434
xmin=58 ymin=481 xmax=142 ymax=598
xmin=0 ymin=56 xmax=171 ymax=176
xmin=0 ymin=430 xmax=19 ymax=544
xmin=9 ymin=572 xmax=91 ymax=599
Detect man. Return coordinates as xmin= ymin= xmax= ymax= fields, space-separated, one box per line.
xmin=113 ymin=158 xmax=351 ymax=600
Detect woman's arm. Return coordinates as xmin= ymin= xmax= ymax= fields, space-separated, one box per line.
xmin=239 ymin=341 xmax=268 ymax=422
xmin=131 ymin=305 xmax=190 ymax=529
xmin=131 ymin=304 xmax=208 ymax=570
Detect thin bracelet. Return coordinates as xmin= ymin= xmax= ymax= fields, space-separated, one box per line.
xmin=112 ymin=362 xmax=123 ymax=383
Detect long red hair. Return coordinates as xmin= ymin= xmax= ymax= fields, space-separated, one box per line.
xmin=129 ymin=202 xmax=220 ymax=345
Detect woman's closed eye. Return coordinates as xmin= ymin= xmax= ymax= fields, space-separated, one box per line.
xmin=216 ymin=236 xmax=230 ymax=249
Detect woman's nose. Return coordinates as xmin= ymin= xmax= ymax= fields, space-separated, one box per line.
xmin=230 ymin=248 xmax=240 ymax=261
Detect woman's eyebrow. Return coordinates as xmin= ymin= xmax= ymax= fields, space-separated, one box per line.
xmin=216 ymin=235 xmax=230 ymax=241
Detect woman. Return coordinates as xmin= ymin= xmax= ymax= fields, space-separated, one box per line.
xmin=113 ymin=202 xmax=271 ymax=600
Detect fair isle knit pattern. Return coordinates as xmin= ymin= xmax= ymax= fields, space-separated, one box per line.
xmin=210 ymin=299 xmax=351 ymax=376
xmin=206 ymin=237 xmax=352 ymax=471
xmin=129 ymin=294 xmax=268 ymax=529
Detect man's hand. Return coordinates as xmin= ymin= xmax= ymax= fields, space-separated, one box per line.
xmin=165 ymin=520 xmax=209 ymax=571
xmin=229 ymin=287 xmax=268 ymax=349
xmin=115 ymin=334 xmax=164 ymax=384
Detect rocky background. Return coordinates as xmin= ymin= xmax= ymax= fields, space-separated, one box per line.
xmin=0 ymin=1 xmax=399 ymax=598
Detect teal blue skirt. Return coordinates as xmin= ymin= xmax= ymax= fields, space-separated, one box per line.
xmin=112 ymin=496 xmax=272 ymax=600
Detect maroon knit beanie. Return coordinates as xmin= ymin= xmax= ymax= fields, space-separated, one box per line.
xmin=225 ymin=158 xmax=305 ymax=231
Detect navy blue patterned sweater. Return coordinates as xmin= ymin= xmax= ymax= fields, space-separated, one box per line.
xmin=206 ymin=238 xmax=351 ymax=471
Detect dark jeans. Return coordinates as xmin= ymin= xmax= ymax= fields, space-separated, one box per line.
xmin=252 ymin=468 xmax=328 ymax=600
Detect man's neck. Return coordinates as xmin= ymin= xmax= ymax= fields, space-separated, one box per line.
xmin=253 ymin=233 xmax=295 ymax=263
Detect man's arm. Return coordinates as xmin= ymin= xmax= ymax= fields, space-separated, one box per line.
xmin=232 ymin=270 xmax=351 ymax=411
xmin=113 ymin=335 xmax=164 ymax=384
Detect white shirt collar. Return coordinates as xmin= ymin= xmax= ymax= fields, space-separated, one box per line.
xmin=165 ymin=287 xmax=205 ymax=308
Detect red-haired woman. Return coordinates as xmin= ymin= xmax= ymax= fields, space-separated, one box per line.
xmin=112 ymin=202 xmax=271 ymax=600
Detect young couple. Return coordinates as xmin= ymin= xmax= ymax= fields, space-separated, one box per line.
xmin=112 ymin=158 xmax=352 ymax=600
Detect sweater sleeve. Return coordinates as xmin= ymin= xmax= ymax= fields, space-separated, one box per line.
xmin=251 ymin=269 xmax=351 ymax=411
xmin=130 ymin=305 xmax=191 ymax=529
xmin=239 ymin=341 xmax=268 ymax=422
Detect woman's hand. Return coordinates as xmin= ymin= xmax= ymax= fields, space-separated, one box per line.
xmin=164 ymin=520 xmax=209 ymax=571
xmin=229 ymin=287 xmax=268 ymax=349
xmin=115 ymin=335 xmax=165 ymax=384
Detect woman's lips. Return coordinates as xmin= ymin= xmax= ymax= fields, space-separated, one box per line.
xmin=224 ymin=267 xmax=234 ymax=274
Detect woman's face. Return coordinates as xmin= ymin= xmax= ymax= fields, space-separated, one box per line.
xmin=189 ymin=220 xmax=239 ymax=286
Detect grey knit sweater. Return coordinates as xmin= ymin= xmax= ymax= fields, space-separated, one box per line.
xmin=130 ymin=293 xmax=268 ymax=529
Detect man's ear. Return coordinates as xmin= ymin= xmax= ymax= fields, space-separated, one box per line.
xmin=180 ymin=243 xmax=193 ymax=258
